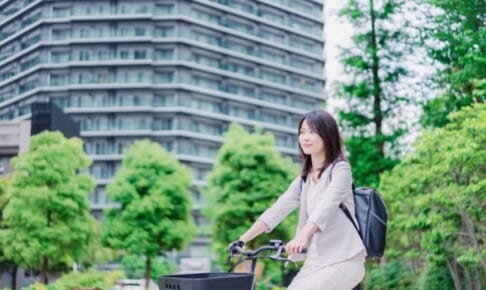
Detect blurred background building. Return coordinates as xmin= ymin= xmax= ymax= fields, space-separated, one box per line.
xmin=0 ymin=0 xmax=325 ymax=259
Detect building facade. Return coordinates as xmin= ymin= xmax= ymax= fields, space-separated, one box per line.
xmin=0 ymin=0 xmax=325 ymax=255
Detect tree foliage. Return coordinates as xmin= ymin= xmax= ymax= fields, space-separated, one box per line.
xmin=79 ymin=220 xmax=117 ymax=268
xmin=204 ymin=123 xmax=298 ymax=263
xmin=379 ymin=104 xmax=486 ymax=289
xmin=337 ymin=0 xmax=412 ymax=187
xmin=0 ymin=176 xmax=18 ymax=289
xmin=51 ymin=269 xmax=124 ymax=290
xmin=121 ymin=254 xmax=174 ymax=281
xmin=365 ymin=259 xmax=413 ymax=290
xmin=0 ymin=131 xmax=96 ymax=284
xmin=419 ymin=0 xmax=486 ymax=128
xmin=102 ymin=139 xmax=195 ymax=288
xmin=417 ymin=262 xmax=455 ymax=290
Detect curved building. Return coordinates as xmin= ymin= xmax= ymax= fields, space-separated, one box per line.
xmin=0 ymin=0 xmax=325 ymax=239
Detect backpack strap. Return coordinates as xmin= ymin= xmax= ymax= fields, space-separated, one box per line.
xmin=339 ymin=202 xmax=362 ymax=239
xmin=328 ymin=161 xmax=362 ymax=237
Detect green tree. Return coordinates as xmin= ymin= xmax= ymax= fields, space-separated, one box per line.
xmin=417 ymin=262 xmax=455 ymax=290
xmin=51 ymin=269 xmax=124 ymax=290
xmin=205 ymin=123 xmax=298 ymax=263
xmin=337 ymin=0 xmax=412 ymax=187
xmin=102 ymin=140 xmax=194 ymax=289
xmin=419 ymin=0 xmax=486 ymax=128
xmin=0 ymin=131 xmax=96 ymax=284
xmin=0 ymin=176 xmax=18 ymax=290
xmin=121 ymin=254 xmax=174 ymax=281
xmin=380 ymin=104 xmax=486 ymax=289
xmin=365 ymin=259 xmax=413 ymax=290
xmin=80 ymin=220 xmax=117 ymax=268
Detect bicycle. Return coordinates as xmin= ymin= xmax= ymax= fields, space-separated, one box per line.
xmin=158 ymin=239 xmax=300 ymax=290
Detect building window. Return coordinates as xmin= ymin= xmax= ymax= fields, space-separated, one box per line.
xmin=135 ymin=27 xmax=147 ymax=36
xmin=291 ymin=97 xmax=315 ymax=110
xmin=226 ymin=61 xmax=255 ymax=76
xmin=259 ymin=9 xmax=285 ymax=24
xmin=226 ymin=18 xmax=254 ymax=34
xmin=226 ymin=39 xmax=254 ymax=55
xmin=52 ymin=29 xmax=69 ymax=40
xmin=259 ymin=28 xmax=285 ymax=43
xmin=227 ymin=83 xmax=255 ymax=98
xmin=21 ymin=34 xmax=41 ymax=49
xmin=261 ymin=70 xmax=286 ymax=84
xmin=192 ymin=53 xmax=219 ymax=68
xmin=153 ymin=94 xmax=174 ymax=107
xmin=52 ymin=6 xmax=70 ymax=18
xmin=51 ymin=51 xmax=70 ymax=63
xmin=192 ymin=76 xmax=220 ymax=90
xmin=154 ymin=72 xmax=173 ymax=83
xmin=20 ymin=56 xmax=41 ymax=71
xmin=154 ymin=26 xmax=175 ymax=37
xmin=50 ymin=74 xmax=69 ymax=86
xmin=260 ymin=48 xmax=286 ymax=64
xmin=155 ymin=4 xmax=174 ymax=15
xmin=80 ymin=28 xmax=90 ymax=38
xmin=120 ymin=50 xmax=130 ymax=59
xmin=192 ymin=31 xmax=220 ymax=46
xmin=260 ymin=90 xmax=286 ymax=105
xmin=153 ymin=118 xmax=172 ymax=130
xmin=154 ymin=49 xmax=173 ymax=60
xmin=227 ymin=0 xmax=254 ymax=14
xmin=79 ymin=50 xmax=91 ymax=61
xmin=134 ymin=50 xmax=147 ymax=59
xmin=192 ymin=8 xmax=220 ymax=25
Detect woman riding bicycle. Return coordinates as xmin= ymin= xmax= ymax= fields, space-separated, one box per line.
xmin=231 ymin=110 xmax=366 ymax=290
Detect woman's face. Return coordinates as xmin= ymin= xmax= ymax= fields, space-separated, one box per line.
xmin=298 ymin=119 xmax=325 ymax=157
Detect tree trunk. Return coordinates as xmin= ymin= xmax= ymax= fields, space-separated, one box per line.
xmin=41 ymin=210 xmax=51 ymax=284
xmin=473 ymin=268 xmax=481 ymax=290
xmin=459 ymin=209 xmax=486 ymax=270
xmin=368 ymin=0 xmax=384 ymax=175
xmin=11 ymin=265 xmax=17 ymax=290
xmin=446 ymin=259 xmax=463 ymax=290
xmin=145 ymin=256 xmax=151 ymax=290
xmin=464 ymin=267 xmax=472 ymax=290
xmin=41 ymin=256 xmax=49 ymax=284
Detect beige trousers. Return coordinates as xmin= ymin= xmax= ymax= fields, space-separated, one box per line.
xmin=287 ymin=252 xmax=366 ymax=290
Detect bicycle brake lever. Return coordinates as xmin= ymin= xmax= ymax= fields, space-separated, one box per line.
xmin=271 ymin=246 xmax=284 ymax=259
xmin=283 ymin=259 xmax=298 ymax=268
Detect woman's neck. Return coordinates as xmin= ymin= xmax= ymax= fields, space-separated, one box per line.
xmin=311 ymin=154 xmax=325 ymax=172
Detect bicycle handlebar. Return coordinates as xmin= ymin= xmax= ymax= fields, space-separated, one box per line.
xmin=228 ymin=239 xmax=306 ymax=264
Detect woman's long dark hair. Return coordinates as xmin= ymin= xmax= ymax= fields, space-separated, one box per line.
xmin=298 ymin=110 xmax=347 ymax=181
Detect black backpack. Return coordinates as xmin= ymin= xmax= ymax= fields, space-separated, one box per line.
xmin=340 ymin=185 xmax=388 ymax=259
xmin=330 ymin=164 xmax=388 ymax=259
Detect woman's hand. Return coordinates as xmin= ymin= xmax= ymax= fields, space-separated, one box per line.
xmin=227 ymin=240 xmax=245 ymax=255
xmin=285 ymin=222 xmax=318 ymax=255
xmin=285 ymin=234 xmax=309 ymax=255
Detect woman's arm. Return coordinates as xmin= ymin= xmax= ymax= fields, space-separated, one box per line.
xmin=257 ymin=176 xmax=302 ymax=232
xmin=239 ymin=220 xmax=270 ymax=244
xmin=238 ymin=176 xmax=302 ymax=244
xmin=285 ymin=222 xmax=318 ymax=255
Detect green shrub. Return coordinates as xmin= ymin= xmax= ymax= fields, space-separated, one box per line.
xmin=365 ymin=260 xmax=413 ymax=290
xmin=417 ymin=263 xmax=454 ymax=290
xmin=52 ymin=269 xmax=124 ymax=290
xmin=121 ymin=255 xmax=174 ymax=281
xmin=21 ymin=283 xmax=52 ymax=290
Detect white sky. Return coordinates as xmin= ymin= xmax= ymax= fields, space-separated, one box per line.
xmin=323 ymin=0 xmax=354 ymax=114
xmin=321 ymin=0 xmax=435 ymax=151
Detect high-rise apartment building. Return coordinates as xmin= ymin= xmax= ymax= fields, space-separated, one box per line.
xmin=0 ymin=0 xmax=325 ymax=252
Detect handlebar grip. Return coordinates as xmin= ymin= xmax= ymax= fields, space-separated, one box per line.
xmin=279 ymin=246 xmax=307 ymax=254
xmin=227 ymin=240 xmax=245 ymax=255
